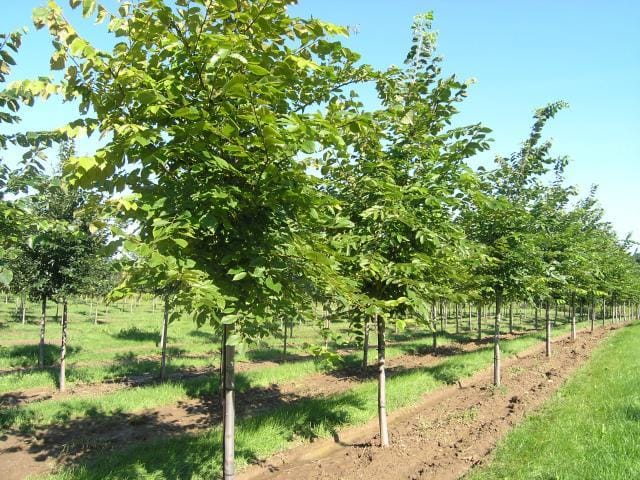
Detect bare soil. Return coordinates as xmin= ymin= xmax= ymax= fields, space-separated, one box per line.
xmin=0 ymin=325 xmax=619 ymax=480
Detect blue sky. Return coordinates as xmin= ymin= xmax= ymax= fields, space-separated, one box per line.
xmin=2 ymin=1 xmax=639 ymax=242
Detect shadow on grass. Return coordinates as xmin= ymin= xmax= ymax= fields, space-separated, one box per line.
xmin=111 ymin=327 xmax=159 ymax=343
xmin=244 ymin=347 xmax=308 ymax=364
xmin=0 ymin=344 xmax=80 ymax=370
xmin=3 ymin=381 xmax=366 ymax=480
xmin=188 ymin=329 xmax=218 ymax=342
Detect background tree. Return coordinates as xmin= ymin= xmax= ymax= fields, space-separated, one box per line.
xmin=327 ymin=13 xmax=490 ymax=446
xmin=462 ymin=102 xmax=568 ymax=386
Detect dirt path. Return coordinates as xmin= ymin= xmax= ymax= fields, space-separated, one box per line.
xmin=238 ymin=325 xmax=622 ymax=480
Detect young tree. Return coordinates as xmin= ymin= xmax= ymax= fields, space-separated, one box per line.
xmin=36 ymin=1 xmax=369 ymax=477
xmin=463 ymin=102 xmax=567 ymax=386
xmin=327 ymin=13 xmax=489 ymax=446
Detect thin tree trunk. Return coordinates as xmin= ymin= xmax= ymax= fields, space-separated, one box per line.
xmin=324 ymin=307 xmax=330 ymax=349
xmin=94 ymin=299 xmax=99 ymax=325
xmin=570 ymin=294 xmax=577 ymax=341
xmin=534 ymin=304 xmax=539 ymax=330
xmin=493 ymin=290 xmax=503 ymax=387
xmin=38 ymin=297 xmax=47 ymax=368
xmin=467 ymin=303 xmax=472 ymax=330
xmin=160 ymin=296 xmax=169 ymax=381
xmin=59 ymin=299 xmax=68 ymax=392
xmin=508 ymin=302 xmax=513 ymax=334
xmin=455 ymin=303 xmax=460 ymax=334
xmin=545 ymin=300 xmax=551 ymax=357
xmin=431 ymin=303 xmax=437 ymax=349
xmin=602 ymin=298 xmax=606 ymax=327
xmin=21 ymin=294 xmax=26 ymax=324
xmin=282 ymin=317 xmax=288 ymax=363
xmin=590 ymin=296 xmax=595 ymax=332
xmin=362 ymin=318 xmax=369 ymax=373
xmin=222 ymin=324 xmax=236 ymax=480
xmin=377 ymin=313 xmax=389 ymax=447
xmin=477 ymin=303 xmax=482 ymax=341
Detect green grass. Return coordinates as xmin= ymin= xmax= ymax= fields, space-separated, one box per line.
xmin=467 ymin=322 xmax=640 ymax=480
xmin=1 ymin=311 xmax=581 ymax=434
xmin=43 ymin=324 xmax=575 ymax=480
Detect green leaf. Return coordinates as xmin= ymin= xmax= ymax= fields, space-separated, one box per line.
xmin=223 ymin=75 xmax=248 ymax=99
xmin=218 ymin=0 xmax=237 ymax=10
xmin=174 ymin=238 xmax=188 ymax=248
xmin=232 ymin=271 xmax=247 ymax=281
xmin=82 ymin=0 xmax=97 ymax=17
xmin=265 ymin=277 xmax=282 ymax=293
xmin=246 ymin=64 xmax=270 ymax=76
xmin=173 ymin=106 xmax=200 ymax=120
xmin=32 ymin=7 xmax=49 ymax=29
xmin=0 ymin=268 xmax=13 ymax=286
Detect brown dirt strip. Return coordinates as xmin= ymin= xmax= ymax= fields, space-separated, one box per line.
xmin=238 ymin=324 xmax=623 ymax=480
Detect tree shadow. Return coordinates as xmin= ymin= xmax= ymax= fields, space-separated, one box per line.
xmin=0 ymin=344 xmax=81 ymax=370
xmin=1 ymin=380 xmax=366 ymax=480
xmin=111 ymin=327 xmax=159 ymax=343
xmin=188 ymin=330 xmax=218 ymax=342
xmin=625 ymin=404 xmax=640 ymax=421
xmin=244 ymin=347 xmax=308 ymax=364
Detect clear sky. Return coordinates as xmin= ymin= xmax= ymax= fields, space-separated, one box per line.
xmin=2 ymin=1 xmax=639 ymax=242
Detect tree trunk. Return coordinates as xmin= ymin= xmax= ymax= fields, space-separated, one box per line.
xmin=545 ymin=300 xmax=551 ymax=357
xmin=222 ymin=324 xmax=236 ymax=480
xmin=21 ymin=294 xmax=26 ymax=324
xmin=362 ymin=318 xmax=369 ymax=373
xmin=282 ymin=318 xmax=288 ymax=363
xmin=590 ymin=296 xmax=595 ymax=332
xmin=467 ymin=303 xmax=472 ymax=330
xmin=59 ymin=299 xmax=68 ymax=392
xmin=160 ymin=296 xmax=169 ymax=381
xmin=455 ymin=303 xmax=460 ymax=334
xmin=493 ymin=290 xmax=503 ymax=387
xmin=570 ymin=294 xmax=577 ymax=341
xmin=377 ymin=313 xmax=389 ymax=447
xmin=534 ymin=304 xmax=539 ymax=330
xmin=508 ymin=302 xmax=513 ymax=334
xmin=477 ymin=303 xmax=482 ymax=341
xmin=431 ymin=303 xmax=437 ymax=349
xmin=38 ymin=297 xmax=47 ymax=368
xmin=324 ymin=308 xmax=330 ymax=349
xmin=94 ymin=300 xmax=99 ymax=325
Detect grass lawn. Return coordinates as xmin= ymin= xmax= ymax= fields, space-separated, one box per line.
xmin=467 ymin=321 xmax=640 ymax=480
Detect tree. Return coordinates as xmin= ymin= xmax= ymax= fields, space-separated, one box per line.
xmin=36 ymin=1 xmax=370 ymax=477
xmin=463 ymin=102 xmax=568 ymax=386
xmin=327 ymin=13 xmax=489 ymax=446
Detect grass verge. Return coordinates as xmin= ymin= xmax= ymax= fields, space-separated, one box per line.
xmin=465 ymin=321 xmax=640 ymax=480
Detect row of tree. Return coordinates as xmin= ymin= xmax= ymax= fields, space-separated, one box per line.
xmin=1 ymin=2 xmax=639 ymax=479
